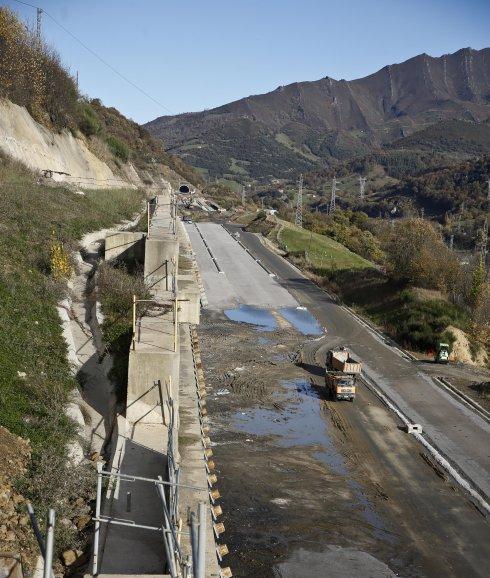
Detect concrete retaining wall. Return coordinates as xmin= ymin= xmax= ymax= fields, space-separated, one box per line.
xmin=144 ymin=237 xmax=179 ymax=292
xmin=105 ymin=232 xmax=145 ymax=262
xmin=127 ymin=349 xmax=180 ymax=424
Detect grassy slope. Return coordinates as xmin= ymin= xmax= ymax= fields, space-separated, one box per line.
xmin=0 ymin=156 xmax=144 ymax=495
xmin=257 ymin=216 xmax=467 ymax=354
xmin=278 ymin=219 xmax=373 ymax=271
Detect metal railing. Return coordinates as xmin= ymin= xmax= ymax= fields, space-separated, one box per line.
xmin=26 ymin=503 xmax=55 ymax=578
xmin=92 ymin=464 xmax=208 ymax=577
xmin=91 ymin=377 xmax=208 ymax=577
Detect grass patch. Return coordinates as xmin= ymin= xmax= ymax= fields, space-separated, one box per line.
xmin=278 ymin=219 xmax=373 ymax=271
xmin=0 ymin=154 xmax=145 ymax=553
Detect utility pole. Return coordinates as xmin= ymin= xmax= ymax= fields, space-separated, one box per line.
xmin=359 ymin=176 xmax=366 ymax=200
xmin=36 ymin=8 xmax=43 ymax=40
xmin=241 ymin=185 xmax=245 ymax=206
xmin=329 ymin=177 xmax=338 ymax=214
xmin=295 ymin=174 xmax=303 ymax=228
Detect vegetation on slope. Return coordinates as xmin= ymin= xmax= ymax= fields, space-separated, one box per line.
xmin=0 ymin=7 xmax=202 ymax=188
xmin=387 ymin=119 xmax=490 ymax=157
xmin=392 ymin=155 xmax=490 ymax=217
xmin=0 ymin=153 xmax=145 ymax=563
xmin=98 ymin=262 xmax=149 ymax=404
xmin=277 ymin=220 xmax=373 ymax=271
xmin=246 ymin=204 xmax=487 ymax=357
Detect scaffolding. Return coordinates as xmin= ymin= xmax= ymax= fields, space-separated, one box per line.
xmin=90 ymin=380 xmax=210 ymax=578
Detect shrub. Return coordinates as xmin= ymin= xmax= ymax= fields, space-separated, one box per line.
xmin=98 ymin=262 xmax=148 ymax=400
xmin=106 ymin=136 xmax=130 ymax=162
xmin=385 ymin=290 xmax=466 ymax=351
xmin=78 ymin=102 xmax=101 ymax=137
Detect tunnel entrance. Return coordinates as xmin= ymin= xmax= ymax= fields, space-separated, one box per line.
xmin=179 ymin=184 xmax=190 ymax=194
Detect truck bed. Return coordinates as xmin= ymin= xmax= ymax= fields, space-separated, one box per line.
xmin=330 ymin=355 xmax=362 ymax=374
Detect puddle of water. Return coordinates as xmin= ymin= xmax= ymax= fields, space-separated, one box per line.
xmin=225 ymin=304 xmax=277 ymax=331
xmin=279 ymin=307 xmax=323 ymax=335
xmin=271 ymin=353 xmax=288 ymax=362
xmin=232 ymin=378 xmax=392 ymax=541
xmin=233 ymin=379 xmax=346 ymax=474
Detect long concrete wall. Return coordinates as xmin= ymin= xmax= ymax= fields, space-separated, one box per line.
xmin=98 ymin=189 xmax=224 ymax=577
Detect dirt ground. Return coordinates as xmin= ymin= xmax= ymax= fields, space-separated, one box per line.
xmin=198 ymin=311 xmax=490 ymax=578
xmin=417 ymin=360 xmax=490 ymax=412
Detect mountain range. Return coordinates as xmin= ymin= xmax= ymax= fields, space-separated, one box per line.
xmin=145 ymin=47 xmax=490 ymax=182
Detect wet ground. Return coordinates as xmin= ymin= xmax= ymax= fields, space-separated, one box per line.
xmin=199 ymin=308 xmax=490 ymax=578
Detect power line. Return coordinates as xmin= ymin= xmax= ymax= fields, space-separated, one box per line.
xmin=10 ymin=0 xmax=173 ymax=114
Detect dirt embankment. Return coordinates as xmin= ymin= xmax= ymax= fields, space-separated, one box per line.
xmin=0 ymin=427 xmax=37 ymax=571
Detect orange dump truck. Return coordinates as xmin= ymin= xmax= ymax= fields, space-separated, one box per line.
xmin=325 ymin=347 xmax=362 ymax=402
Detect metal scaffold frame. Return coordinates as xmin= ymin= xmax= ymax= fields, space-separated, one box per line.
xmin=91 ymin=379 xmax=210 ymax=578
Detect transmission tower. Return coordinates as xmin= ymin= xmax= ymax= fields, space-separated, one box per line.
xmin=359 ymin=176 xmax=367 ymax=200
xmin=478 ymin=217 xmax=488 ymax=260
xmin=329 ymin=177 xmax=338 ymax=214
xmin=457 ymin=202 xmax=465 ymax=233
xmin=36 ymin=8 xmax=43 ymax=39
xmin=241 ymin=185 xmax=245 ymax=205
xmin=449 ymin=234 xmax=454 ymax=251
xmin=295 ymin=174 xmax=303 ymax=228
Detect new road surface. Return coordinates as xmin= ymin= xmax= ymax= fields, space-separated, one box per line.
xmin=185 ymin=222 xmax=297 ymax=309
xmin=188 ymin=221 xmax=489 ymax=506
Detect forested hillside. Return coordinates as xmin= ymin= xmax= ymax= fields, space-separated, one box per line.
xmin=146 ymin=47 xmax=490 ymax=182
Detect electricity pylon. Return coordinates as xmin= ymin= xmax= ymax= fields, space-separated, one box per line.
xmin=359 ymin=176 xmax=366 ymax=199
xmin=329 ymin=177 xmax=338 ymax=214
xmin=295 ymin=174 xmax=303 ymax=228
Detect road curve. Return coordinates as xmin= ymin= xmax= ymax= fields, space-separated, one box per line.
xmin=224 ymin=224 xmax=490 ymax=503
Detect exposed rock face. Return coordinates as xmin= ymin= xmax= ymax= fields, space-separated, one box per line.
xmin=447 ymin=325 xmax=488 ymax=366
xmin=145 ymin=48 xmax=490 ymax=179
xmin=0 ymin=99 xmax=133 ymax=189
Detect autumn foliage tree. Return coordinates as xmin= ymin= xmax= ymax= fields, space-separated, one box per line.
xmin=0 ymin=7 xmax=78 ymax=128
xmin=385 ymin=218 xmax=462 ymax=293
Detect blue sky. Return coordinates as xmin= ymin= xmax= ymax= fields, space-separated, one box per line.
xmin=5 ymin=0 xmax=490 ymax=123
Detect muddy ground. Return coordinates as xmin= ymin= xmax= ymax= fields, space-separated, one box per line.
xmin=198 ymin=311 xmax=490 ymax=578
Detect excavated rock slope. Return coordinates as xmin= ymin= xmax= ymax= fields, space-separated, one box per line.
xmin=0 ymin=99 xmax=130 ymax=189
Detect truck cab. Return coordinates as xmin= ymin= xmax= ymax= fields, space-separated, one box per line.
xmin=435 ymin=342 xmax=450 ymax=364
xmin=325 ymin=347 xmax=361 ymax=402
xmin=325 ymin=372 xmax=356 ymax=401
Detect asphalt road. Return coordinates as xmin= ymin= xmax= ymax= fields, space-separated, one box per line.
xmin=185 ymin=222 xmax=297 ymax=309
xmin=223 ymin=224 xmax=490 ymax=503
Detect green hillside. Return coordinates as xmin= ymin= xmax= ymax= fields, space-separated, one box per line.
xmin=278 ymin=220 xmax=374 ymax=270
